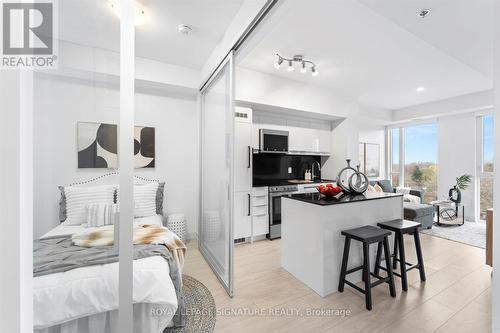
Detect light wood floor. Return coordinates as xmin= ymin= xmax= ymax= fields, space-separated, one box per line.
xmin=183 ymin=234 xmax=492 ymax=333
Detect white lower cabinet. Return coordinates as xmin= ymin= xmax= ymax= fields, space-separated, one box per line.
xmin=251 ymin=187 xmax=269 ymax=238
xmin=234 ymin=191 xmax=252 ymax=240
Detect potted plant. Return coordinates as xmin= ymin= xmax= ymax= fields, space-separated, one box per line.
xmin=449 ymin=174 xmax=472 ymax=204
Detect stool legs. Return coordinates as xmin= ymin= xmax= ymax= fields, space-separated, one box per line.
xmin=392 ymin=235 xmax=399 ymax=269
xmin=397 ymin=232 xmax=408 ymax=291
xmin=338 ymin=237 xmax=351 ymax=292
xmin=374 ymin=241 xmax=383 ymax=276
xmin=363 ymin=243 xmax=372 ymax=310
xmin=413 ymin=230 xmax=426 ymax=282
xmin=383 ymin=237 xmax=396 ymax=297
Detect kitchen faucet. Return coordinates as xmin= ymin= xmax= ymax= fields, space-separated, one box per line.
xmin=312 ymin=161 xmax=321 ymax=181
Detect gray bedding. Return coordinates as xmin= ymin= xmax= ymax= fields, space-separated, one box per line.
xmin=33 ymin=237 xmax=185 ymax=329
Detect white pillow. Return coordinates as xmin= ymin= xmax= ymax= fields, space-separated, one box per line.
xmin=396 ymin=186 xmax=411 ymax=195
xmin=117 ymin=183 xmax=159 ymax=218
xmin=84 ymin=203 xmax=119 ymax=228
xmin=64 ymin=185 xmax=116 ymax=225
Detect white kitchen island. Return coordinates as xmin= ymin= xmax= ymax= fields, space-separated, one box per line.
xmin=281 ymin=192 xmax=403 ymax=297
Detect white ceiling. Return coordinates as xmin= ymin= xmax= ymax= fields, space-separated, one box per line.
xmin=238 ymin=0 xmax=493 ymax=110
xmin=59 ymin=0 xmax=245 ymax=70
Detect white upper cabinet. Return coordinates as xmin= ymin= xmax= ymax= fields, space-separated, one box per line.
xmin=287 ymin=118 xmax=331 ymax=154
xmin=310 ymin=121 xmax=331 ymax=154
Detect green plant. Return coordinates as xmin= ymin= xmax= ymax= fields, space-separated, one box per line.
xmin=455 ymin=174 xmax=472 ymax=191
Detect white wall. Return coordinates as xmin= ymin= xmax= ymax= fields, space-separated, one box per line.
xmin=33 ymin=74 xmax=199 ymax=239
xmin=437 ymin=113 xmax=477 ymax=220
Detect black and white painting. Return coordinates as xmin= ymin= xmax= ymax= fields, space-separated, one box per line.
xmin=77 ymin=122 xmax=155 ymax=169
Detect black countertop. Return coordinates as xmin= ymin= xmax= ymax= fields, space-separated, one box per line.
xmin=284 ymin=192 xmax=403 ymax=206
xmin=253 ymin=179 xmax=336 ymax=187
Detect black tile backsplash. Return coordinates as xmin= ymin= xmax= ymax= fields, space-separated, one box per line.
xmin=253 ymin=154 xmax=321 ymax=186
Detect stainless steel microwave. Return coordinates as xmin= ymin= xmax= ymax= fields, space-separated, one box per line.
xmin=259 ymin=129 xmax=289 ymax=153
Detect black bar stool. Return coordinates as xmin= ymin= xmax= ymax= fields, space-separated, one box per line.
xmin=338 ymin=225 xmax=396 ymax=310
xmin=375 ymin=219 xmax=426 ymax=291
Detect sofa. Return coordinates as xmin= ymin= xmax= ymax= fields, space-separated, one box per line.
xmin=369 ymin=180 xmax=434 ymax=229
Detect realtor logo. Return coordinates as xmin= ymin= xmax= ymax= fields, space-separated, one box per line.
xmin=1 ymin=1 xmax=58 ymax=68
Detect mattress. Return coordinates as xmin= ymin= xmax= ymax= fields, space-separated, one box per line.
xmin=35 ymin=215 xmax=178 ymax=333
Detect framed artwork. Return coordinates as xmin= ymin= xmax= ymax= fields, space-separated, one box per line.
xmin=77 ymin=122 xmax=155 ymax=169
xmin=359 ymin=142 xmax=380 ymax=178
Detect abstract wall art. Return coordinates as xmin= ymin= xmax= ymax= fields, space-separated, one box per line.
xmin=77 ymin=122 xmax=155 ymax=169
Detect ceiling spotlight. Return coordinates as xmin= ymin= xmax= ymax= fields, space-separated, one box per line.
xmin=416 ymin=86 xmax=425 ymax=92
xmin=274 ymin=56 xmax=283 ymax=70
xmin=300 ymin=61 xmax=307 ymax=74
xmin=287 ymin=60 xmax=294 ymax=72
xmin=418 ymin=9 xmax=431 ymax=18
xmin=109 ymin=0 xmax=148 ymax=26
xmin=311 ymin=66 xmax=319 ymax=76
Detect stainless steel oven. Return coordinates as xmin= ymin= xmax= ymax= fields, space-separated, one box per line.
xmin=268 ymin=184 xmax=298 ymax=240
xmin=259 ymin=129 xmax=289 ymax=153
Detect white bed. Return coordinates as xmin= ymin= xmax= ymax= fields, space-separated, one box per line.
xmin=34 ymin=215 xmax=178 ymax=333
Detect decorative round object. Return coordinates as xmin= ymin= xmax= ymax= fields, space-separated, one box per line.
xmin=448 ymin=186 xmax=462 ymax=204
xmin=348 ymin=165 xmax=369 ymax=194
xmin=336 ymin=159 xmax=357 ymax=193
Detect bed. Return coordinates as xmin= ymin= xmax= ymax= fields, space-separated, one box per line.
xmin=33 ymin=177 xmax=186 ymax=333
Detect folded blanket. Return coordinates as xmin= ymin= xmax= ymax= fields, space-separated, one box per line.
xmin=72 ymin=224 xmax=186 ymax=270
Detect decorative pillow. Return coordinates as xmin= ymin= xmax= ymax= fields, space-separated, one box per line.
xmin=63 ymin=185 xmax=117 ymax=225
xmin=377 ymin=180 xmax=394 ymax=193
xmin=403 ymin=194 xmax=421 ymax=204
xmin=395 ymin=187 xmax=411 ymax=195
xmin=84 ymin=203 xmax=119 ymax=228
xmin=367 ymin=184 xmax=376 ymax=192
xmin=156 ymin=182 xmax=165 ymax=215
xmin=58 ymin=186 xmax=67 ymax=222
xmin=117 ymin=183 xmax=159 ymax=218
xmin=373 ymin=183 xmax=384 ymax=193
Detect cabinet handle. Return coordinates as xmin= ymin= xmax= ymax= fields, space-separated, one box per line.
xmin=247 ymin=146 xmax=251 ymax=169
xmin=248 ymin=194 xmax=251 ymax=216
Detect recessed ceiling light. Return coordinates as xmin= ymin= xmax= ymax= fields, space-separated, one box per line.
xmin=178 ymin=24 xmax=193 ymax=36
xmin=418 ymin=9 xmax=431 ymax=19
xmin=416 ymin=86 xmax=425 ymax=92
xmin=109 ymin=0 xmax=148 ymax=26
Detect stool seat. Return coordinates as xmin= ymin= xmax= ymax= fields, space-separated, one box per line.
xmin=341 ymin=225 xmax=391 ymax=243
xmin=377 ymin=219 xmax=421 ymax=233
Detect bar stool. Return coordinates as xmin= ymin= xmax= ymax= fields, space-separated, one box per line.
xmin=338 ymin=225 xmax=396 ymax=310
xmin=375 ymin=219 xmax=426 ymax=291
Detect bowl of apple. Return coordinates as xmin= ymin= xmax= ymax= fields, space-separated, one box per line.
xmin=317 ymin=184 xmax=343 ymax=197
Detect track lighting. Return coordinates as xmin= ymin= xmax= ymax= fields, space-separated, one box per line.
xmin=311 ymin=66 xmax=319 ymax=77
xmin=300 ymin=62 xmax=307 ymax=74
xmin=274 ymin=54 xmax=318 ymax=76
xmin=274 ymin=56 xmax=283 ymax=69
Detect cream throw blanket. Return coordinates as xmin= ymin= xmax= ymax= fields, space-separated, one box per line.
xmin=72 ymin=224 xmax=186 ymax=269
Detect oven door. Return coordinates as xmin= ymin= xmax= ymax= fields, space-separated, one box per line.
xmin=268 ymin=193 xmax=285 ymax=240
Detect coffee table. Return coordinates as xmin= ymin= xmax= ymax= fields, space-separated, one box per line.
xmin=430 ymin=200 xmax=465 ymax=226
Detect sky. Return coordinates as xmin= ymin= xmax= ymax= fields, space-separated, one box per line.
xmin=404 ymin=124 xmax=438 ymax=163
xmin=393 ymin=117 xmax=494 ymax=165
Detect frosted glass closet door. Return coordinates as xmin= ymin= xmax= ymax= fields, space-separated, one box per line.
xmin=200 ymin=53 xmax=234 ymax=296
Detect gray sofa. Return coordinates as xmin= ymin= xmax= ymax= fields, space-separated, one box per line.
xmin=369 ymin=180 xmax=434 ymax=229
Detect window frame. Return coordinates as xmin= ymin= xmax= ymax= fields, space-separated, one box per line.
xmin=476 ymin=111 xmax=494 ymax=221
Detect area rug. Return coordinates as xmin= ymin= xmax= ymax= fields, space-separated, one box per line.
xmin=166 ymin=275 xmax=216 ymax=333
xmin=421 ymin=221 xmax=486 ymax=249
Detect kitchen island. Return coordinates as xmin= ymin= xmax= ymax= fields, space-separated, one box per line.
xmin=281 ymin=191 xmax=403 ymax=297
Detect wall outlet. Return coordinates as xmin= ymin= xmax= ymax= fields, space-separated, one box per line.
xmin=288 ymin=167 xmax=292 ymax=174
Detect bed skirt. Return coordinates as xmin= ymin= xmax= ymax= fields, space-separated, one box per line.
xmin=35 ymin=303 xmax=174 ymax=333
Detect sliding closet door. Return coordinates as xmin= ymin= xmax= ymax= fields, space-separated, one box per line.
xmin=200 ymin=52 xmax=235 ymax=296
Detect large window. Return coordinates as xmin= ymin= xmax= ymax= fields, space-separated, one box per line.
xmin=477 ymin=114 xmax=494 ymax=220
xmin=389 ymin=123 xmax=438 ymax=203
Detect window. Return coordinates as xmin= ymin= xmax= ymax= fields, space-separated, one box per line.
xmin=390 ymin=128 xmax=400 ymax=187
xmin=477 ymin=114 xmax=494 ymax=220
xmin=389 ymin=123 xmax=438 ymax=203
